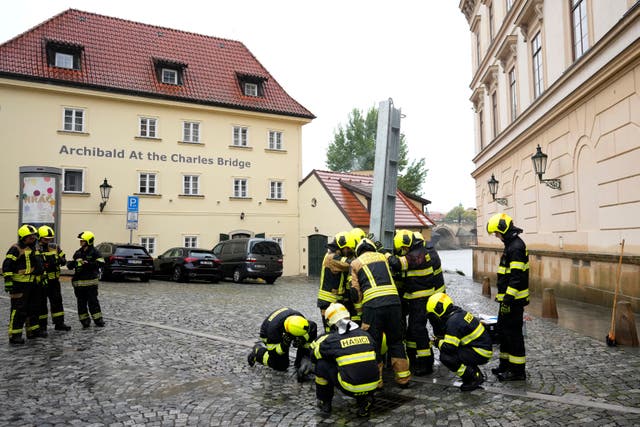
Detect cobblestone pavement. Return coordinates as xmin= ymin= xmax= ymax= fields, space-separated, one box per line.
xmin=1 ymin=274 xmax=639 ymax=426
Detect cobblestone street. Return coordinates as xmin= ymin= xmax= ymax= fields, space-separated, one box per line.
xmin=1 ymin=273 xmax=639 ymax=426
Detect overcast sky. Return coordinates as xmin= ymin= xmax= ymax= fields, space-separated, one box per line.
xmin=1 ymin=1 xmax=476 ymax=213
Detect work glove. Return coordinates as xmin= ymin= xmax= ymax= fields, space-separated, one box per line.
xmin=281 ymin=333 xmax=293 ymax=348
xmin=292 ymin=336 xmax=306 ymax=348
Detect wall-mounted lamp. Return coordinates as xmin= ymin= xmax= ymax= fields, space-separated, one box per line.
xmin=531 ymin=144 xmax=561 ymax=190
xmin=240 ymin=212 xmax=245 ymax=220
xmin=99 ymin=178 xmax=112 ymax=212
xmin=487 ymin=174 xmax=508 ymax=206
xmin=314 ymin=226 xmax=319 ymax=232
xmin=311 ymin=198 xmax=317 ymax=207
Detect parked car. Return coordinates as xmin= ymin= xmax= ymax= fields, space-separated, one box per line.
xmin=95 ymin=242 xmax=154 ymax=281
xmin=153 ymin=247 xmax=222 ymax=283
xmin=212 ymin=238 xmax=283 ymax=284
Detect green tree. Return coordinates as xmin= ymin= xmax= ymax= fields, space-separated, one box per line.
xmin=444 ymin=204 xmax=477 ymax=224
xmin=326 ymin=107 xmax=428 ymax=195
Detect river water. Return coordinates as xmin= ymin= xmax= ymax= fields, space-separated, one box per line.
xmin=438 ymin=249 xmax=472 ymax=277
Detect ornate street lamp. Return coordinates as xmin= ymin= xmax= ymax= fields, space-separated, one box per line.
xmin=531 ymin=145 xmax=561 ymax=190
xmin=99 ymin=178 xmax=112 ymax=212
xmin=487 ymin=174 xmax=508 ymax=206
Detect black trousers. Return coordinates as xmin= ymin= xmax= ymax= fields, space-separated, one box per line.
xmin=315 ymin=359 xmax=374 ymax=402
xmin=496 ymin=303 xmax=525 ymax=372
xmin=404 ymin=298 xmax=434 ymax=368
xmin=254 ymin=344 xmax=308 ymax=372
xmin=73 ymin=285 xmax=103 ymax=325
xmin=362 ymin=304 xmax=407 ymax=362
xmin=40 ymin=279 xmax=66 ymax=327
xmin=439 ymin=346 xmax=490 ymax=375
xmin=8 ymin=283 xmax=39 ymax=338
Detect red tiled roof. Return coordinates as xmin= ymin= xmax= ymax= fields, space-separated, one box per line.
xmin=0 ymin=9 xmax=314 ymax=119
xmin=306 ymin=170 xmax=435 ymax=228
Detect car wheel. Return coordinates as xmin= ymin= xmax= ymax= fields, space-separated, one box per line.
xmin=233 ymin=268 xmax=244 ymax=283
xmin=172 ymin=266 xmax=183 ymax=282
xmin=140 ymin=274 xmax=150 ymax=282
xmin=98 ymin=268 xmax=110 ymax=281
xmin=266 ymin=277 xmax=276 ymax=284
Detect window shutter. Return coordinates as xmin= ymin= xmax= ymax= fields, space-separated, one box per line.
xmin=219 ymin=233 xmax=229 ymax=242
xmin=255 ymin=233 xmax=265 ymax=238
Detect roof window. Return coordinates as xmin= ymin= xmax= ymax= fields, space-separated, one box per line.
xmin=237 ymin=73 xmax=267 ymax=97
xmin=153 ymin=58 xmax=187 ymax=85
xmin=46 ymin=40 xmax=83 ymax=70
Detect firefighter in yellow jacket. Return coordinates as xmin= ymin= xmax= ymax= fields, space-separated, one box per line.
xmin=67 ymin=231 xmax=105 ymax=328
xmin=2 ymin=225 xmax=46 ymax=344
xmin=350 ymin=238 xmax=411 ymax=388
xmin=37 ymin=226 xmax=71 ymax=332
xmin=312 ymin=303 xmax=379 ymax=417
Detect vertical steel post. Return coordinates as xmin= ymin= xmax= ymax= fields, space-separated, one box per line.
xmin=370 ymin=99 xmax=401 ymax=251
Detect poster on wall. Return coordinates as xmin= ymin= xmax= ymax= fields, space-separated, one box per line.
xmin=21 ymin=176 xmax=57 ymax=224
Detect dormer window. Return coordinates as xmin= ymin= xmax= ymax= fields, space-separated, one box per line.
xmin=244 ymin=82 xmax=258 ymax=97
xmin=237 ymin=72 xmax=267 ymax=97
xmin=46 ymin=40 xmax=83 ymax=70
xmin=161 ymin=68 xmax=178 ymax=85
xmin=153 ymin=58 xmax=187 ymax=86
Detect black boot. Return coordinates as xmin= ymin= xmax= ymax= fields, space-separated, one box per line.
xmin=460 ymin=366 xmax=485 ymax=391
xmin=317 ymin=399 xmax=332 ymax=416
xmin=247 ymin=344 xmax=260 ymax=367
xmin=94 ymin=319 xmax=105 ymax=327
xmin=81 ymin=320 xmax=91 ymax=329
xmin=413 ymin=358 xmax=433 ymax=376
xmin=9 ymin=334 xmax=25 ymax=345
xmin=356 ymin=394 xmax=374 ymax=417
xmin=491 ymin=360 xmax=510 ymax=376
xmin=497 ymin=369 xmax=526 ymax=382
xmin=54 ymin=323 xmax=71 ymax=331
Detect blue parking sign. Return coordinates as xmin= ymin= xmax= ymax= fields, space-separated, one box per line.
xmin=127 ymin=196 xmax=139 ymax=212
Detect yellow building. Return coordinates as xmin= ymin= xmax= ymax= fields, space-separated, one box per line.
xmin=459 ymin=0 xmax=640 ymax=309
xmin=0 ymin=9 xmax=314 ymax=276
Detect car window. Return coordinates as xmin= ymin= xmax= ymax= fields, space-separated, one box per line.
xmin=161 ymin=249 xmax=172 ymax=257
xmin=114 ymin=246 xmax=149 ymax=257
xmin=251 ymin=241 xmax=282 ymax=256
xmin=212 ymin=244 xmax=222 ymax=256
xmin=170 ymin=248 xmax=182 ymax=257
xmin=189 ymin=250 xmax=214 ymax=259
xmin=231 ymin=242 xmax=245 ymax=255
xmin=221 ymin=244 xmax=233 ymax=255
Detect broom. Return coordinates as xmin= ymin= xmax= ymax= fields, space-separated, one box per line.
xmin=606 ymin=239 xmax=625 ymax=346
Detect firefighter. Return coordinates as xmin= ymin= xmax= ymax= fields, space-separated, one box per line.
xmin=247 ymin=307 xmax=318 ymax=382
xmin=427 ymin=292 xmax=492 ymax=391
xmin=350 ymin=228 xmax=366 ymax=244
xmin=67 ymin=231 xmax=105 ymax=328
xmin=312 ymin=303 xmax=379 ymax=417
xmin=316 ymin=232 xmax=356 ymax=332
xmin=387 ymin=229 xmax=445 ymax=376
xmin=37 ymin=226 xmax=71 ymax=331
xmin=2 ymin=225 xmax=46 ymax=344
xmin=487 ymin=213 xmax=529 ymax=381
xmin=350 ymin=238 xmax=411 ymax=388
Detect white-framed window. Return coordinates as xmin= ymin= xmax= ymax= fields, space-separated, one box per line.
xmin=571 ymin=0 xmax=589 ymax=60
xmin=183 ymin=122 xmax=200 ymax=143
xmin=491 ymin=91 xmax=498 ymax=138
xmin=475 ymin=31 xmax=481 ymax=67
xmin=139 ymin=117 xmax=158 ymax=138
xmin=233 ymin=126 xmax=248 ymax=146
xmin=183 ymin=175 xmax=199 ymax=195
xmin=233 ymin=178 xmax=248 ymax=198
xmin=140 ymin=237 xmax=156 ymax=255
xmin=63 ymin=168 xmax=84 ymax=193
xmin=244 ymin=82 xmax=258 ymax=96
xmin=139 ymin=172 xmax=157 ymax=194
xmin=63 ymin=108 xmax=84 ymax=132
xmin=478 ymin=109 xmax=485 ymax=149
xmin=161 ymin=68 xmax=178 ymax=85
xmin=508 ymin=67 xmax=517 ymax=122
xmin=488 ymin=2 xmax=495 ymax=41
xmin=506 ymin=0 xmax=514 ymax=11
xmin=184 ymin=236 xmax=198 ymax=248
xmin=268 ymin=131 xmax=283 ymax=150
xmin=269 ymin=180 xmax=284 ymax=199
xmin=55 ymin=52 xmax=74 ymax=69
xmin=531 ymin=31 xmax=544 ymax=99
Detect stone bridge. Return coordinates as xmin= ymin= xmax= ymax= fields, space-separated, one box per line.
xmin=431 ymin=223 xmax=477 ymax=250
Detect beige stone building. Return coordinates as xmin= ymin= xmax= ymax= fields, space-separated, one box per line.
xmin=459 ymin=0 xmax=640 ymax=310
xmin=0 ymin=9 xmax=313 ymax=276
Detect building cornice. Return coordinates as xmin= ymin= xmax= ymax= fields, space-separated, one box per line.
xmin=513 ymin=0 xmax=544 ymax=42
xmin=495 ymin=35 xmax=518 ymax=71
xmin=471 ymin=6 xmax=640 ymax=177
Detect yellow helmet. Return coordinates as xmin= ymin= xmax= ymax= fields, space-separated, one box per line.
xmin=413 ymin=231 xmax=425 ymax=245
xmin=38 ymin=225 xmax=55 ymax=239
xmin=18 ymin=224 xmax=38 ymax=240
xmin=284 ymin=315 xmax=309 ymax=337
xmin=426 ymin=292 xmax=453 ymax=318
xmin=355 ymin=238 xmax=377 ymax=257
xmin=78 ymin=231 xmax=95 ymax=245
xmin=325 ymin=303 xmax=350 ymax=327
xmin=350 ymin=228 xmax=366 ymax=244
xmin=334 ymin=231 xmax=356 ymax=251
xmin=393 ymin=229 xmax=413 ymax=253
xmin=487 ymin=213 xmax=512 ymax=235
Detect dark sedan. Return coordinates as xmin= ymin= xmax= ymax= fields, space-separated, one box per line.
xmin=153 ymin=247 xmax=222 ymax=283
xmin=95 ymin=242 xmax=154 ymax=281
